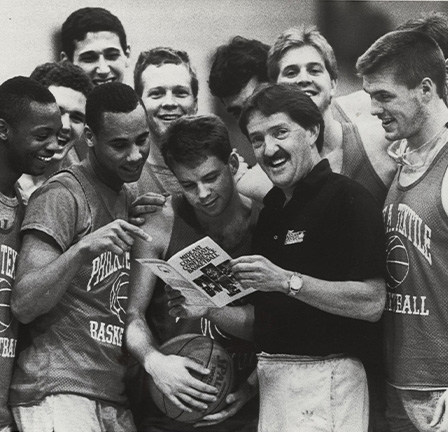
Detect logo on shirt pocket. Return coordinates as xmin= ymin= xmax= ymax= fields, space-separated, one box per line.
xmin=284 ymin=230 xmax=306 ymax=245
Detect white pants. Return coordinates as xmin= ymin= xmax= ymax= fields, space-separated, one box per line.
xmin=12 ymin=394 xmax=135 ymax=432
xmin=257 ymin=353 xmax=369 ymax=432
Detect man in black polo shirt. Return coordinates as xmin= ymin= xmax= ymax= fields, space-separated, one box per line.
xmin=237 ymin=83 xmax=386 ymax=431
xmin=170 ymin=83 xmax=386 ymax=431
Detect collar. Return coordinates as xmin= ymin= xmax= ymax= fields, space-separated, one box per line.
xmin=263 ymin=159 xmax=332 ymax=209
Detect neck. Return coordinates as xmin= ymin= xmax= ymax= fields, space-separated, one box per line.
xmin=87 ymin=150 xmax=123 ymax=192
xmin=0 ymin=161 xmax=20 ymax=198
xmin=407 ymin=100 xmax=448 ymax=149
xmin=147 ymin=133 xmax=166 ymax=166
xmin=321 ymin=107 xmax=342 ymax=154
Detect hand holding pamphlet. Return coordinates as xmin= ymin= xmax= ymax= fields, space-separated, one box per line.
xmin=137 ymin=236 xmax=255 ymax=307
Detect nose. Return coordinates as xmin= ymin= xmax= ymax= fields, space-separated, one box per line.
xmin=161 ymin=91 xmax=177 ymax=108
xmin=96 ymin=56 xmax=111 ymax=76
xmin=295 ymin=69 xmax=311 ymax=86
xmin=264 ymin=135 xmax=279 ymax=156
xmin=46 ymin=134 xmax=60 ymax=152
xmin=127 ymin=144 xmax=144 ymax=163
xmin=60 ymin=113 xmax=70 ymax=133
xmin=197 ymin=182 xmax=211 ymax=200
xmin=370 ymin=98 xmax=383 ymax=117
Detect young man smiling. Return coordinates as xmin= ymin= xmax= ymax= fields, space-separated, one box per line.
xmin=61 ymin=7 xmax=130 ymax=86
xmin=126 ymin=115 xmax=260 ymax=432
xmin=10 ymin=83 xmax=150 ymax=432
xmin=0 ymin=76 xmax=61 ymax=432
xmin=19 ymin=61 xmax=94 ymax=199
xmin=357 ymin=30 xmax=448 ymax=432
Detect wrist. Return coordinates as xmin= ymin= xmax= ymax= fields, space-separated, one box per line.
xmin=144 ymin=350 xmax=164 ymax=375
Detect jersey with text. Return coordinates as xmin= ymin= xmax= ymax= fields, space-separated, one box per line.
xmin=383 ymin=142 xmax=448 ymax=387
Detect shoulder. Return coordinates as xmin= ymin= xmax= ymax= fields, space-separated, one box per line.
xmin=335 ymin=90 xmax=371 ymax=123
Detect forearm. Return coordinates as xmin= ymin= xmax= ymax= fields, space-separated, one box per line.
xmin=206 ymin=305 xmax=254 ymax=341
xmin=12 ymin=242 xmax=85 ymax=323
xmin=278 ymin=270 xmax=386 ymax=322
xmin=125 ymin=313 xmax=164 ymax=375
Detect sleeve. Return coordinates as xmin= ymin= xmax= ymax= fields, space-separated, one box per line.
xmin=21 ymin=177 xmax=90 ymax=252
xmin=337 ymin=184 xmax=385 ymax=281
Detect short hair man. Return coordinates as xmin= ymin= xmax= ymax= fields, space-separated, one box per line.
xmin=61 ymin=7 xmax=130 ymax=86
xmin=267 ymin=25 xmax=396 ymax=206
xmin=133 ymin=47 xmax=199 ymax=196
xmin=357 ymin=30 xmax=448 ymax=431
xmin=171 ymin=83 xmax=386 ymax=431
xmin=0 ymin=76 xmax=60 ymax=432
xmin=126 ymin=115 xmax=259 ymax=431
xmin=209 ymin=36 xmax=270 ymax=119
xmin=10 ymin=83 xmax=151 ymax=432
xmin=19 ymin=62 xmax=93 ymax=198
xmin=208 ymin=36 xmax=273 ymax=202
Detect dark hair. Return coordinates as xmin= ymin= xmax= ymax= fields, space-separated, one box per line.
xmin=162 ymin=115 xmax=231 ymax=169
xmin=267 ymin=26 xmax=338 ymax=83
xmin=85 ymin=82 xmax=143 ymax=135
xmin=61 ymin=7 xmax=127 ymax=61
xmin=134 ymin=47 xmax=199 ymax=98
xmin=239 ymin=82 xmax=324 ymax=152
xmin=0 ymin=76 xmax=56 ymax=129
xmin=356 ymin=30 xmax=446 ymax=99
xmin=208 ymin=36 xmax=270 ymax=98
xmin=30 ymin=62 xmax=94 ymax=97
xmin=397 ymin=12 xmax=448 ymax=58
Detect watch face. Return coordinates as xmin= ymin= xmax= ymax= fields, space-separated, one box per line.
xmin=289 ymin=273 xmax=303 ymax=293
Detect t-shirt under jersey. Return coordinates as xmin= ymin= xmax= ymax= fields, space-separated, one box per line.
xmin=10 ymin=161 xmax=132 ymax=407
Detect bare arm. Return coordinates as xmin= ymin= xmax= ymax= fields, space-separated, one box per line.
xmin=125 ymin=201 xmax=218 ymax=411
xmin=12 ymin=219 xmax=150 ymax=324
xmin=230 ymin=255 xmax=386 ymax=322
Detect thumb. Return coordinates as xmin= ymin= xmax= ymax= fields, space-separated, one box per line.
xmin=184 ymin=358 xmax=210 ymax=376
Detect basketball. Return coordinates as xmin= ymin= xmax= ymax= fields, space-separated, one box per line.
xmin=148 ymin=333 xmax=234 ymax=423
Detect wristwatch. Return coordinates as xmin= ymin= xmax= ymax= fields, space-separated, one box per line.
xmin=287 ymin=272 xmax=303 ymax=296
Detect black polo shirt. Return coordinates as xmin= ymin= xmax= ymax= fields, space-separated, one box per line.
xmin=252 ymin=159 xmax=385 ymax=358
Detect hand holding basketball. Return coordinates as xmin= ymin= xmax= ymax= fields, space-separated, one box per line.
xmin=147 ymin=350 xmax=218 ymax=412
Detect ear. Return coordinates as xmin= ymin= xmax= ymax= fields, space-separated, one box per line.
xmin=420 ymin=77 xmax=434 ymax=97
xmin=84 ymin=126 xmax=95 ymax=148
xmin=60 ymin=51 xmax=69 ymax=62
xmin=308 ymin=124 xmax=321 ymax=147
xmin=330 ymin=78 xmax=338 ymax=100
xmin=124 ymin=45 xmax=131 ymax=68
xmin=0 ymin=119 xmax=10 ymax=141
xmin=228 ymin=151 xmax=240 ymax=175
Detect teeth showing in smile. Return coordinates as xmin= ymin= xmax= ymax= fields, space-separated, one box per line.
xmin=94 ymin=78 xmax=115 ymax=85
xmin=271 ymin=157 xmax=287 ymax=167
xmin=304 ymin=90 xmax=316 ymax=97
xmin=159 ymin=115 xmax=179 ymax=121
xmin=36 ymin=155 xmax=52 ymax=162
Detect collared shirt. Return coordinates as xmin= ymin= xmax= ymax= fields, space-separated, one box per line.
xmin=252 ymin=159 xmax=385 ymax=358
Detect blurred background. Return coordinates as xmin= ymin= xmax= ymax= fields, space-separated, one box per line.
xmin=2 ymin=0 xmax=447 ymax=163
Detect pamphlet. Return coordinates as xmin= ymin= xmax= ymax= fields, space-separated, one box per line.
xmin=137 ymin=236 xmax=255 ymax=307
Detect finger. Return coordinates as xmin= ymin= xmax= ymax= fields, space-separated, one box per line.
xmin=431 ymin=396 xmax=445 ymax=426
xmin=168 ymin=305 xmax=185 ymax=318
xmin=128 ymin=216 xmax=145 ymax=227
xmin=130 ymin=204 xmax=162 ymax=216
xmin=177 ymin=393 xmax=209 ymax=411
xmin=132 ymin=192 xmax=168 ymax=206
xmin=184 ymin=360 xmax=218 ymax=394
xmin=119 ymin=220 xmax=152 ymax=242
xmin=165 ymin=394 xmax=194 ymax=413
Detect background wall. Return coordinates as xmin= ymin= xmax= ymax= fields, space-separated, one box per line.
xmin=1 ymin=0 xmax=447 ymax=163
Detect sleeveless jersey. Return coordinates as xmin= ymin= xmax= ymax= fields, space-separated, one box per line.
xmin=0 ymin=187 xmax=24 ymax=427
xmin=140 ymin=195 xmax=260 ymax=432
xmin=383 ymin=142 xmax=448 ymax=387
xmin=340 ymin=121 xmax=388 ymax=206
xmin=10 ymin=163 xmax=132 ymax=406
xmin=130 ymin=160 xmax=183 ymax=198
